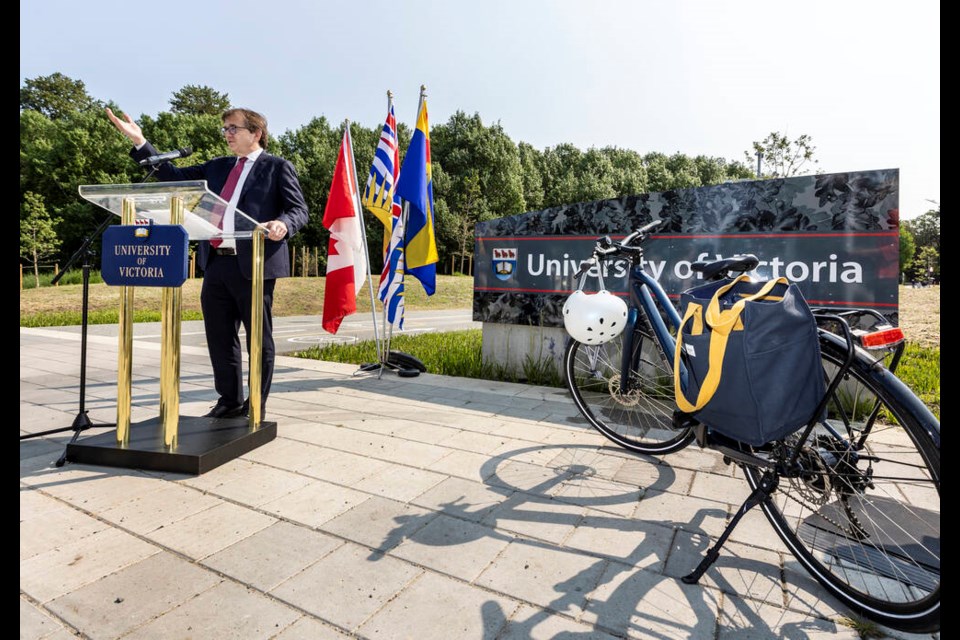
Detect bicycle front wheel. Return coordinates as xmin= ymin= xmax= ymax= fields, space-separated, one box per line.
xmin=744 ymin=337 xmax=940 ymax=633
xmin=564 ymin=329 xmax=693 ymax=455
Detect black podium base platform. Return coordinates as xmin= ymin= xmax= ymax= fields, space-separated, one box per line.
xmin=65 ymin=416 xmax=277 ymax=475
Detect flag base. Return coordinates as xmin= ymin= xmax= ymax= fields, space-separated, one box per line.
xmin=387 ymin=350 xmax=426 ymax=372
xmin=355 ymin=350 xmax=424 ymax=378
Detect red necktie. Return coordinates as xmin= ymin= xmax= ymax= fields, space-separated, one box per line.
xmin=211 ymin=156 xmax=247 ymax=248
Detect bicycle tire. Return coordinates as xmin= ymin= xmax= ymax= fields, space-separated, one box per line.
xmin=564 ymin=329 xmax=694 ymax=455
xmin=743 ymin=335 xmax=940 ymax=633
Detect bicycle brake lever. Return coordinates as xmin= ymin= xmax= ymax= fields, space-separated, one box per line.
xmin=574 ymin=257 xmax=597 ymax=279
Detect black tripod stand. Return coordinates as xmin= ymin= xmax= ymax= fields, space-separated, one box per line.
xmin=21 ymin=213 xmax=117 ymax=466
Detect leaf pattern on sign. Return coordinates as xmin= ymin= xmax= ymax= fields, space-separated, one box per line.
xmin=475 ymin=170 xmax=899 ymax=325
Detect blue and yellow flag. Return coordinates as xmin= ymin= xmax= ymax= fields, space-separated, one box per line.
xmin=395 ymin=95 xmax=438 ymax=295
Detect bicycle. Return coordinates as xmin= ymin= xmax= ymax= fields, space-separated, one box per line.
xmin=562 ymin=220 xmax=940 ymax=633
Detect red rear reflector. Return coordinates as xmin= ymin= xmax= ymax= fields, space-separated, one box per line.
xmin=859 ymin=327 xmax=905 ymax=349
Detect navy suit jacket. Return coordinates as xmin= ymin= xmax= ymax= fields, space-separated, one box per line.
xmin=131 ymin=143 xmax=309 ymax=280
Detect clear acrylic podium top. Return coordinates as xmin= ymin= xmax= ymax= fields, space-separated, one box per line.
xmin=78 ymin=180 xmax=261 ymax=241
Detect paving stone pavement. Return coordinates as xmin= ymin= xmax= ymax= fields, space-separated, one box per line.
xmin=20 ymin=327 xmax=936 ymax=640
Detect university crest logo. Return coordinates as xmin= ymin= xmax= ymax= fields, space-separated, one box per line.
xmin=493 ymin=248 xmax=518 ymax=281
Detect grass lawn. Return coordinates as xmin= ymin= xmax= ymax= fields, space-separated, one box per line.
xmin=20 ymin=274 xmax=475 ymax=326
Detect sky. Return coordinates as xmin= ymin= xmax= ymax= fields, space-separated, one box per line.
xmin=20 ymin=0 xmax=939 ymax=219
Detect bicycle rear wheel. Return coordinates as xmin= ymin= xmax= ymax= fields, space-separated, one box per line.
xmin=564 ymin=329 xmax=693 ymax=455
xmin=744 ymin=337 xmax=940 ymax=632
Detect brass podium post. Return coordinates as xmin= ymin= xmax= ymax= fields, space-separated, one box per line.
xmin=116 ymin=199 xmax=135 ymax=444
xmin=159 ymin=197 xmax=184 ymax=446
xmin=248 ymin=227 xmax=265 ymax=428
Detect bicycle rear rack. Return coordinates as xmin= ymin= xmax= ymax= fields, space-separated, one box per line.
xmin=812 ymin=307 xmax=906 ymax=374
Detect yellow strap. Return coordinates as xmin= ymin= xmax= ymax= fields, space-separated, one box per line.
xmin=690 ymin=303 xmax=703 ymax=336
xmin=704 ymin=276 xmax=786 ymax=335
xmin=674 ymin=277 xmax=788 ymax=412
xmin=674 ymin=303 xmax=712 ymax=411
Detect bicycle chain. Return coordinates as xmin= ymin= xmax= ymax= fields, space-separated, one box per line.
xmin=776 ymin=442 xmax=866 ymax=539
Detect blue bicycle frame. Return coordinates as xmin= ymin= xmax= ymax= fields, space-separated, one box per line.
xmin=620 ymin=259 xmax=687 ymax=393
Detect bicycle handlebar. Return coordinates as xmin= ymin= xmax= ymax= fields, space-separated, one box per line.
xmin=574 ymin=219 xmax=664 ymax=279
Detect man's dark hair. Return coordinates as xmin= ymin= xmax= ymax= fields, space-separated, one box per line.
xmin=223 ymin=107 xmax=270 ymax=150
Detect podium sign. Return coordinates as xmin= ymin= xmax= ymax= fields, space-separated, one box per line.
xmin=102 ymin=224 xmax=189 ymax=287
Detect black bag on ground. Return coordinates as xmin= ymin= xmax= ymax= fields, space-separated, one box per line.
xmin=672 ymin=276 xmax=825 ymax=446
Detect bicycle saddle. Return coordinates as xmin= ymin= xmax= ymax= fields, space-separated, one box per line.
xmin=692 ymin=254 xmax=760 ymax=281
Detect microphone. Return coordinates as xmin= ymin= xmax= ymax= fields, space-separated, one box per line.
xmin=139 ymin=146 xmax=193 ymax=166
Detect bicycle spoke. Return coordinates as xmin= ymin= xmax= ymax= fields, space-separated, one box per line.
xmin=565 ymin=333 xmax=693 ymax=455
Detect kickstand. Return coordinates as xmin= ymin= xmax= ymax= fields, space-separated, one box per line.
xmin=682 ymin=471 xmax=779 ymax=584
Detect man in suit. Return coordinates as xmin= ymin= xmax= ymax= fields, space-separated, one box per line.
xmin=107 ymin=106 xmax=309 ymax=419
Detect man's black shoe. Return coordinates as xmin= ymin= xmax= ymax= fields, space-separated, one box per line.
xmin=241 ymin=398 xmax=266 ymax=420
xmin=203 ymin=401 xmax=245 ymax=419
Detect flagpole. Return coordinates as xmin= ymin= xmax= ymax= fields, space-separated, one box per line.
xmin=384 ymin=86 xmax=426 ymax=372
xmin=378 ymin=90 xmax=399 ymax=374
xmin=344 ymin=119 xmax=383 ymax=365
xmin=383 ymin=86 xmax=428 ymax=377
xmin=378 ymin=91 xmax=395 ymax=371
xmin=380 ymin=199 xmax=410 ymax=378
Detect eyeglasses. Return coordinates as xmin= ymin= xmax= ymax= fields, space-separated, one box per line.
xmin=221 ymin=125 xmax=249 ymax=135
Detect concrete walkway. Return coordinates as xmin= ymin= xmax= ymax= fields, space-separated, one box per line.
xmin=20 ymin=326 xmax=930 ymax=639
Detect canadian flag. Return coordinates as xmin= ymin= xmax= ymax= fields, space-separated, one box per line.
xmin=322 ymin=129 xmax=368 ymax=334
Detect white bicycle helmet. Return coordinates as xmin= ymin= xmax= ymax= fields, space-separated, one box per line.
xmin=562 ymin=290 xmax=628 ymax=344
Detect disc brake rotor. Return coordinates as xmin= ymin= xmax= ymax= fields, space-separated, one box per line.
xmin=608 ymin=374 xmax=642 ymax=406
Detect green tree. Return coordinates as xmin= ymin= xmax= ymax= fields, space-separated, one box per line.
xmin=643 ymin=152 xmax=672 ymax=192
xmin=430 ymin=111 xmax=526 ymax=265
xmin=694 ymin=155 xmax=753 ymax=185
xmin=517 ymin=142 xmax=544 ymax=212
xmin=539 ymin=144 xmax=583 ymax=207
xmin=137 ymin=110 xmax=229 ymax=162
xmin=664 ymin=153 xmax=702 ymax=189
xmin=604 ymin=147 xmax=648 ymax=197
xmin=899 ymin=226 xmax=916 ymax=277
xmin=910 ymin=246 xmax=940 ymax=283
xmin=20 ymin=72 xmax=96 ymax=119
xmin=574 ymin=148 xmax=618 ymax=202
xmin=904 ymin=207 xmax=940 ymax=252
xmin=20 ymin=105 xmax=140 ymax=261
xmin=169 ymin=85 xmax=231 ymax=116
xmin=274 ymin=116 xmax=345 ymax=250
xmin=20 ymin=103 xmax=236 ymax=263
xmin=276 ymin=117 xmax=409 ymax=272
xmin=20 ymin=192 xmax=62 ymax=287
xmin=903 ymin=206 xmax=940 ymax=281
xmin=450 ymin=171 xmax=485 ymax=272
xmin=747 ymin=132 xmax=818 ymax=178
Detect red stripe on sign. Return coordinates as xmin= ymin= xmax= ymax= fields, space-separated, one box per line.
xmin=476 ymin=286 xmax=896 ymax=308
xmin=476 ymin=231 xmax=898 ymax=241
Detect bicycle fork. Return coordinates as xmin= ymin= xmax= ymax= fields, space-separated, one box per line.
xmin=681 ymin=470 xmax=779 ymax=584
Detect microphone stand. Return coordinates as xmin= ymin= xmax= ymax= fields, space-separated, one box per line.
xmin=21 ymin=166 xmax=161 ymax=468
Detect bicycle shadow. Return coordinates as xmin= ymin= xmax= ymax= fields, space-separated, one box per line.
xmin=371 ymin=442 xmax=855 ymax=638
